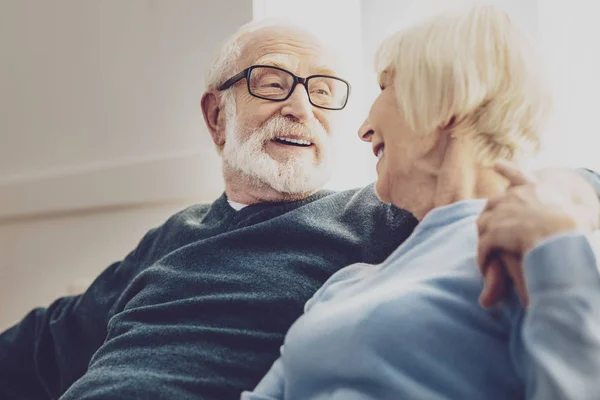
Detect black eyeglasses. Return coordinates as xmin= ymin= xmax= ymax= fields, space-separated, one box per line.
xmin=218 ymin=65 xmax=350 ymax=110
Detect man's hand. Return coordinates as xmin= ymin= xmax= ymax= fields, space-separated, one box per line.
xmin=477 ymin=160 xmax=600 ymax=308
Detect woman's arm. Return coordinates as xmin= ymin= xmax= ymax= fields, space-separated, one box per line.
xmin=241 ymin=350 xmax=286 ymax=400
xmin=512 ymin=232 xmax=600 ymax=399
xmin=474 ymin=161 xmax=600 ymax=397
xmin=477 ymin=160 xmax=600 ymax=307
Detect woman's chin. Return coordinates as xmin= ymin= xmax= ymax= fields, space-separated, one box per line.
xmin=374 ymin=182 xmax=391 ymax=204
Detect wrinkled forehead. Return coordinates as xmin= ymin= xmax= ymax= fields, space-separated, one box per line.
xmin=238 ymin=27 xmax=340 ymax=77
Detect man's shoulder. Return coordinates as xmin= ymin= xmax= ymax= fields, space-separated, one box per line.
xmin=167 ymin=202 xmax=213 ymax=222
xmin=289 ymin=184 xmax=417 ymax=234
xmin=158 ymin=199 xmax=225 ymax=234
xmin=131 ymin=200 xmax=224 ymax=262
xmin=313 ymin=184 xmax=410 ymax=218
xmin=308 ymin=184 xmax=380 ymax=208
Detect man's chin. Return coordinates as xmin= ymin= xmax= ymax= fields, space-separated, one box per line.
xmin=224 ymin=147 xmax=329 ymax=195
xmin=260 ymin=163 xmax=329 ymax=195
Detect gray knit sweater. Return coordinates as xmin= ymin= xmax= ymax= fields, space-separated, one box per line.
xmin=0 ymin=184 xmax=417 ymax=400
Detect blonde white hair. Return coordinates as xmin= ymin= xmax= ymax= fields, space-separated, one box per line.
xmin=375 ymin=4 xmax=551 ymax=164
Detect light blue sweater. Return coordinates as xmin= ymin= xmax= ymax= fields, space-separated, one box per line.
xmin=242 ymin=200 xmax=600 ymax=399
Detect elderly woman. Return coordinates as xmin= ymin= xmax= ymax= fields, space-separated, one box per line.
xmin=242 ymin=5 xmax=600 ymax=400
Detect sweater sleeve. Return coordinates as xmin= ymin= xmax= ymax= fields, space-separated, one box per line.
xmin=241 ymin=347 xmax=286 ymax=400
xmin=239 ymin=263 xmax=367 ymax=400
xmin=0 ymin=230 xmax=154 ymax=400
xmin=240 ymin=261 xmax=342 ymax=400
xmin=511 ymin=231 xmax=600 ymax=400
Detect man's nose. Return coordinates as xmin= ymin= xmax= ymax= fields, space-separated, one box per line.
xmin=280 ymin=84 xmax=313 ymax=123
xmin=358 ymin=119 xmax=374 ymax=142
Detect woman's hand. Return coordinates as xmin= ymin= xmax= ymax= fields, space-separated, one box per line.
xmin=476 ymin=160 xmax=599 ymax=308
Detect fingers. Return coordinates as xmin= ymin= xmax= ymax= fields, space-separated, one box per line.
xmin=482 ymin=194 xmax=505 ymax=214
xmin=501 ymin=253 xmax=529 ymax=308
xmin=476 ymin=211 xmax=492 ymax=236
xmin=477 ymin=231 xmax=498 ymax=270
xmin=478 ymin=253 xmax=529 ymax=310
xmin=478 ymin=210 xmax=525 ymax=267
xmin=479 ymin=258 xmax=510 ymax=308
xmin=494 ymin=159 xmax=535 ymax=188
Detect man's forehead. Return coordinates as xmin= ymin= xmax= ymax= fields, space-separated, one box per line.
xmin=238 ymin=27 xmax=338 ymax=75
xmin=253 ymin=54 xmax=338 ymax=76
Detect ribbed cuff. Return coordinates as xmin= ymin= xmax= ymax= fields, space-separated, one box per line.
xmin=524 ymin=232 xmax=600 ymax=294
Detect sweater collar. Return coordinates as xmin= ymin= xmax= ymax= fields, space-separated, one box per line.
xmin=203 ymin=189 xmax=337 ymax=223
xmin=417 ymin=199 xmax=487 ymax=232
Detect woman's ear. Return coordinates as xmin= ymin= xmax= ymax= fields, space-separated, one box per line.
xmin=201 ymin=92 xmax=226 ymax=148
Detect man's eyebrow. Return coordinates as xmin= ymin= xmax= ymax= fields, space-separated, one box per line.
xmin=254 ymin=55 xmax=293 ymax=70
xmin=312 ymin=66 xmax=339 ymax=77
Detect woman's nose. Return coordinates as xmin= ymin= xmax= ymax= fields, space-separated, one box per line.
xmin=358 ymin=119 xmax=374 ymax=142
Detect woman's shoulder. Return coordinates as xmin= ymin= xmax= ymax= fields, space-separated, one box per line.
xmin=304 ymin=262 xmax=376 ymax=312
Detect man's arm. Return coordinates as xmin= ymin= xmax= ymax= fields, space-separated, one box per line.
xmin=513 ymin=232 xmax=600 ymax=399
xmin=0 ymin=233 xmax=153 ymax=399
xmin=240 ymin=268 xmax=339 ymax=400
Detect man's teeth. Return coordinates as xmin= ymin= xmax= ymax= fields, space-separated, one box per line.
xmin=377 ymin=148 xmax=384 ymax=160
xmin=276 ymin=137 xmax=312 ymax=146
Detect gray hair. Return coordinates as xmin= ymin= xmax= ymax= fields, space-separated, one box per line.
xmin=205 ymin=19 xmax=304 ymax=92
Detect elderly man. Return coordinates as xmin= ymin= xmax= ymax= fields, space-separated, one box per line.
xmin=0 ymin=21 xmax=598 ymax=400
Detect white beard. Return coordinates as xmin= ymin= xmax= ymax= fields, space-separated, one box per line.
xmin=221 ymin=101 xmax=332 ymax=195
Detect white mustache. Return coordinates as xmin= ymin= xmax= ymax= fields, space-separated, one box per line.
xmin=256 ymin=116 xmax=326 ymax=145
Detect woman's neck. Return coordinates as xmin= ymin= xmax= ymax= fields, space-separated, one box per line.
xmin=391 ymin=136 xmax=509 ymax=221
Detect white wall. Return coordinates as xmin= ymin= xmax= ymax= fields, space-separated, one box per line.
xmin=0 ymin=0 xmax=252 ymax=329
xmin=535 ymin=1 xmax=600 ymax=170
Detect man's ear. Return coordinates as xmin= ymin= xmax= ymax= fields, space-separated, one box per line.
xmin=201 ymin=91 xmax=226 ymax=148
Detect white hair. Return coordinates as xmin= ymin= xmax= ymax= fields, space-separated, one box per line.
xmin=205 ymin=18 xmax=323 ymax=92
xmin=375 ymin=3 xmax=551 ymax=165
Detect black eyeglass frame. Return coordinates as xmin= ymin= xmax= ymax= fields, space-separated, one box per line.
xmin=217 ymin=64 xmax=351 ymax=111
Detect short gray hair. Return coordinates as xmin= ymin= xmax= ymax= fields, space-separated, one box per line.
xmin=205 ymin=19 xmax=301 ymax=92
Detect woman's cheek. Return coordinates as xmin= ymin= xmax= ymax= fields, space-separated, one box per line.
xmin=375 ymin=173 xmax=390 ymax=203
